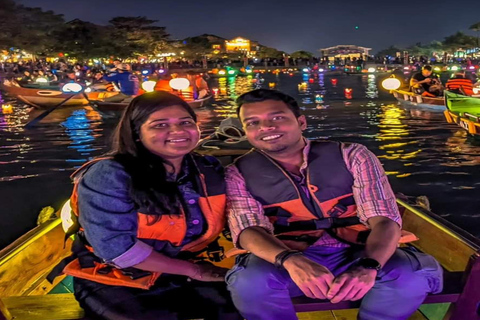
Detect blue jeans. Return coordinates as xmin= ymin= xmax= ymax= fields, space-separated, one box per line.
xmin=226 ymin=246 xmax=443 ymax=320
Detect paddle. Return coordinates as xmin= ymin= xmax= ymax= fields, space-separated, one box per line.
xmin=25 ymin=94 xmax=77 ymax=128
xmin=81 ymin=92 xmax=113 ymax=119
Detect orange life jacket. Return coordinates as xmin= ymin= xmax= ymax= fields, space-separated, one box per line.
xmin=63 ymin=154 xmax=227 ymax=289
xmin=446 ymin=78 xmax=474 ymax=96
xmin=234 ymin=141 xmax=412 ymax=247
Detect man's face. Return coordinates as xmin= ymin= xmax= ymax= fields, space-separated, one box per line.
xmin=239 ymin=99 xmax=306 ymax=154
xmin=422 ymin=69 xmax=432 ymax=77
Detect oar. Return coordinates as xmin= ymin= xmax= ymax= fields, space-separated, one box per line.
xmin=81 ymin=92 xmax=112 ymax=119
xmin=25 ymin=94 xmax=77 ymax=128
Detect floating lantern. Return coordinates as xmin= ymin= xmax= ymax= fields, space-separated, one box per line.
xmin=268 ymin=82 xmax=276 ymax=88
xmin=2 ymin=104 xmax=13 ymax=114
xmin=84 ymin=87 xmax=92 ymax=93
xmin=212 ymin=88 xmax=219 ymax=95
xmin=142 ymin=70 xmax=149 ymax=75
xmin=218 ymin=70 xmax=226 ymax=75
xmin=331 ymin=78 xmax=338 ymax=86
xmin=451 ymin=66 xmax=459 ymax=71
xmin=381 ymin=77 xmax=401 ymax=90
xmin=302 ymin=68 xmax=310 ymax=73
xmin=252 ymin=78 xmax=258 ymax=83
xmin=169 ymin=78 xmax=190 ymax=90
xmin=142 ymin=80 xmax=156 ymax=92
xmin=367 ymin=67 xmax=376 ymax=73
xmin=62 ymin=83 xmax=83 ymax=93
xmin=308 ymin=78 xmax=314 ymax=83
xmin=315 ymin=94 xmax=324 ymax=103
xmin=75 ymin=72 xmax=80 ymax=77
xmin=289 ymin=73 xmax=294 ymax=76
xmin=345 ymin=88 xmax=353 ymax=94
xmin=319 ymin=68 xmax=324 ymax=72
xmin=434 ymin=67 xmax=441 ymax=72
xmin=158 ymin=69 xmax=165 ymax=74
xmin=228 ymin=70 xmax=236 ymax=75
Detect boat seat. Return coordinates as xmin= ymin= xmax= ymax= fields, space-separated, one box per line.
xmin=0 ymin=270 xmax=466 ymax=320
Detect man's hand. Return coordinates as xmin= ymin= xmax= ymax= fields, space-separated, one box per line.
xmin=283 ymin=255 xmax=335 ymax=299
xmin=327 ymin=266 xmax=377 ymax=303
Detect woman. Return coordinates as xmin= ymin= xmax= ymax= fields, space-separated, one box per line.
xmin=61 ymin=91 xmax=240 ymax=320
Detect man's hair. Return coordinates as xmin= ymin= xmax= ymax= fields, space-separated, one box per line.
xmin=422 ymin=65 xmax=433 ymax=71
xmin=235 ymin=89 xmax=301 ymax=119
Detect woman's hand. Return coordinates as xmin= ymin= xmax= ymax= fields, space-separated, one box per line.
xmin=189 ymin=264 xmax=229 ymax=282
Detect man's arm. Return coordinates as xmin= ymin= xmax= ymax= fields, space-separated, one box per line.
xmin=327 ymin=144 xmax=402 ymax=303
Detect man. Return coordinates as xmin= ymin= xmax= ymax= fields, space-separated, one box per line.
xmin=103 ymin=63 xmax=139 ymax=102
xmin=225 ymin=89 xmax=443 ymax=320
xmin=445 ymin=71 xmax=474 ymax=96
xmin=409 ymin=65 xmax=442 ymax=96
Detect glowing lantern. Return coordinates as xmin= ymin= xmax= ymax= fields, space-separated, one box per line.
xmin=345 ymin=88 xmax=353 ymax=94
xmin=289 ymin=73 xmax=294 ymax=76
xmin=319 ymin=68 xmax=324 ymax=72
xmin=62 ymin=83 xmax=83 ymax=93
xmin=169 ymin=78 xmax=190 ymax=90
xmin=158 ymin=69 xmax=165 ymax=74
xmin=381 ymin=77 xmax=401 ymax=90
xmin=84 ymin=87 xmax=92 ymax=93
xmin=60 ymin=200 xmax=75 ymax=233
xmin=218 ymin=70 xmax=226 ymax=75
xmin=367 ymin=67 xmax=376 ymax=73
xmin=142 ymin=80 xmax=157 ymax=93
xmin=434 ymin=67 xmax=441 ymax=72
xmin=302 ymin=68 xmax=310 ymax=73
xmin=308 ymin=78 xmax=314 ymax=83
xmin=469 ymin=66 xmax=475 ymax=70
xmin=268 ymin=82 xmax=276 ymax=88
xmin=252 ymin=78 xmax=258 ymax=83
xmin=212 ymin=88 xmax=219 ymax=95
xmin=228 ymin=70 xmax=236 ymax=75
xmin=451 ymin=66 xmax=459 ymax=71
xmin=35 ymin=77 xmax=48 ymax=83
xmin=2 ymin=104 xmax=13 ymax=114
xmin=315 ymin=94 xmax=324 ymax=103
xmin=331 ymin=78 xmax=338 ymax=86
xmin=246 ymin=69 xmax=253 ymax=73
xmin=142 ymin=70 xmax=149 ymax=75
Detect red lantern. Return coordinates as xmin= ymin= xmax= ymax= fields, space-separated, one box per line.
xmin=308 ymin=78 xmax=314 ymax=83
xmin=344 ymin=88 xmax=353 ymax=94
xmin=331 ymin=78 xmax=338 ymax=86
xmin=212 ymin=88 xmax=219 ymax=95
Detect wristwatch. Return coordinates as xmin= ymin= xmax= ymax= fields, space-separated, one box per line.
xmin=356 ymin=258 xmax=382 ymax=271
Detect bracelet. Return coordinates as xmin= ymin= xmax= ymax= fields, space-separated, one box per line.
xmin=274 ymin=250 xmax=303 ymax=268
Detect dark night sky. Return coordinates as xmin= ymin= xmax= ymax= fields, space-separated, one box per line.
xmin=16 ymin=0 xmax=480 ymax=54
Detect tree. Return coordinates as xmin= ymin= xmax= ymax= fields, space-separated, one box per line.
xmin=257 ymin=46 xmax=284 ymax=59
xmin=290 ymin=50 xmax=313 ymax=59
xmin=442 ymin=32 xmax=477 ymax=54
xmin=469 ymin=22 xmax=480 ymax=48
xmin=376 ymin=45 xmax=404 ymax=57
xmin=181 ymin=36 xmax=215 ymax=59
xmin=108 ymin=16 xmax=171 ymax=58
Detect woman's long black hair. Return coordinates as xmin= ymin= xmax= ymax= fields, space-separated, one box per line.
xmin=109 ymin=91 xmax=197 ymax=215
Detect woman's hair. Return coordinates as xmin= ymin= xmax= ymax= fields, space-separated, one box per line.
xmin=110 ymin=91 xmax=197 ymax=215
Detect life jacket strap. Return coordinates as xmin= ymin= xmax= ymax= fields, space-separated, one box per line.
xmin=274 ymin=216 xmax=360 ymax=234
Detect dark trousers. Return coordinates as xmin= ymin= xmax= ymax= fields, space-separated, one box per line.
xmin=74 ymin=275 xmax=242 ymax=320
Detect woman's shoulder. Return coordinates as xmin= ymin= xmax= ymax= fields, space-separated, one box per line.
xmin=80 ymin=158 xmax=130 ymax=187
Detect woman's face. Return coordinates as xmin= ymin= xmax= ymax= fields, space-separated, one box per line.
xmin=139 ymin=105 xmax=200 ymax=161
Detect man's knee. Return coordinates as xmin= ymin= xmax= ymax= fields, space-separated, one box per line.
xmin=380 ymin=248 xmax=443 ymax=294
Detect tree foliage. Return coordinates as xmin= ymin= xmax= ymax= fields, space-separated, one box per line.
xmin=290 ymin=50 xmax=313 ymax=59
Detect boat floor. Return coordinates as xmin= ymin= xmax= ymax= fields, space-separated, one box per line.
xmin=1 ymin=293 xmax=446 ymax=320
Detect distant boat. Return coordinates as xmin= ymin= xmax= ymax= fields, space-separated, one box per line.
xmin=391 ymin=89 xmax=445 ymax=111
xmin=445 ymin=90 xmax=480 ymax=115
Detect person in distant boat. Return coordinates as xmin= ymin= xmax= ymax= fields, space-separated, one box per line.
xmin=19 ymin=70 xmax=33 ymax=84
xmin=186 ymin=71 xmax=210 ymax=99
xmin=410 ymin=65 xmax=443 ymax=97
xmin=45 ymin=70 xmax=58 ymax=83
xmin=90 ymin=71 xmax=117 ymax=92
xmin=102 ymin=63 xmax=139 ymax=102
xmin=53 ymin=92 xmax=241 ymax=320
xmin=445 ymin=71 xmax=474 ymax=96
xmin=225 ymin=89 xmax=444 ymax=320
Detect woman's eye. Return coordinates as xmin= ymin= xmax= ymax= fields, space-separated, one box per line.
xmin=181 ymin=121 xmax=195 ymax=125
xmin=153 ymin=123 xmax=168 ymax=128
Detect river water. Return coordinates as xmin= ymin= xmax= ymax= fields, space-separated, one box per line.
xmin=0 ymin=72 xmax=479 ymax=249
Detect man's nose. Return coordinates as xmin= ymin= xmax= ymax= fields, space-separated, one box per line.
xmin=258 ymin=120 xmax=275 ymax=131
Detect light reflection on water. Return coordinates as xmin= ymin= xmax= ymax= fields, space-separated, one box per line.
xmin=0 ymin=73 xmax=479 ymax=248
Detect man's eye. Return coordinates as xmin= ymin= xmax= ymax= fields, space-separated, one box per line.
xmin=272 ymin=116 xmax=284 ymax=121
xmin=246 ymin=121 xmax=258 ymax=127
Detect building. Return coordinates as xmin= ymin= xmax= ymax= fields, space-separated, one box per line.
xmin=319 ymin=45 xmax=371 ymax=61
xmin=224 ymin=37 xmax=258 ymax=56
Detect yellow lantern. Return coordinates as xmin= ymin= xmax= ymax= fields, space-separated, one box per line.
xmin=2 ymin=104 xmax=13 ymax=114
xmin=169 ymin=78 xmax=190 ymax=90
xmin=381 ymin=77 xmax=401 ymax=90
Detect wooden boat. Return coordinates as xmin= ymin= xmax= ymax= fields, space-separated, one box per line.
xmin=0 ymin=81 xmax=118 ymax=109
xmin=392 ymin=89 xmax=446 ymax=111
xmin=0 ymin=148 xmax=479 ymax=320
xmin=445 ymin=90 xmax=480 ymax=115
xmin=444 ymin=110 xmax=480 ymax=136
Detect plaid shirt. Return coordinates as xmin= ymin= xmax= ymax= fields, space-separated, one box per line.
xmin=226 ymin=140 xmax=401 ymax=248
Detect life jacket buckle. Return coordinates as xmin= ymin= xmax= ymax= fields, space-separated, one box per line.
xmin=207 ymin=246 xmax=225 ymax=262
xmin=328 ymin=204 xmax=347 ymax=217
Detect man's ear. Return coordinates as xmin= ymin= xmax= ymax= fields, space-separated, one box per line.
xmin=298 ymin=115 xmax=307 ymax=130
